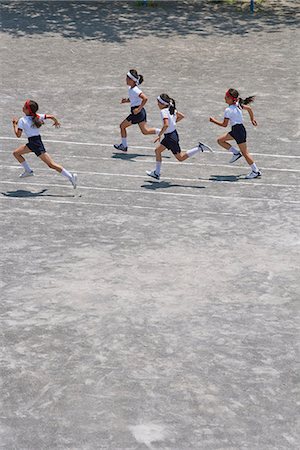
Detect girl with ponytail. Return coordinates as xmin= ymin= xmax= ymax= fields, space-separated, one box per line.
xmin=210 ymin=88 xmax=261 ymax=179
xmin=114 ymin=69 xmax=160 ymax=152
xmin=146 ymin=93 xmax=213 ymax=180
xmin=12 ymin=100 xmax=77 ymax=188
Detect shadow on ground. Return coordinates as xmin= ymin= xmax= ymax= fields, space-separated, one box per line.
xmin=209 ymin=174 xmax=242 ymax=182
xmin=1 ymin=1 xmax=298 ymax=43
xmin=141 ymin=179 xmax=206 ymax=190
xmin=1 ymin=189 xmax=74 ymax=198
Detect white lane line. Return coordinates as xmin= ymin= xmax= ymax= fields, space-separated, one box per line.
xmin=1 ymin=166 xmax=298 ymax=188
xmin=0 ymin=180 xmax=299 ymax=204
xmin=1 ymin=136 xmax=299 ymax=159
xmin=1 ymin=156 xmax=299 ymax=174
xmin=0 ymin=195 xmax=249 ymax=217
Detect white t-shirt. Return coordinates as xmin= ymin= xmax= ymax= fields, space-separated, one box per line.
xmin=17 ymin=114 xmax=46 ymax=137
xmin=160 ymin=108 xmax=177 ymax=134
xmin=128 ymin=86 xmax=142 ymax=107
xmin=224 ymin=104 xmax=243 ymax=126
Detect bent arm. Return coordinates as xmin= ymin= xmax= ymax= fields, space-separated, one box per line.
xmin=45 ymin=114 xmax=60 ymax=127
xmin=12 ymin=117 xmax=22 ymax=137
xmin=176 ymin=111 xmax=185 ymax=122
xmin=210 ymin=117 xmax=229 ymax=127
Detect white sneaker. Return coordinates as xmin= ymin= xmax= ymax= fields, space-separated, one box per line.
xmin=198 ymin=141 xmax=213 ymax=152
xmin=246 ymin=170 xmax=261 ymax=179
xmin=19 ymin=171 xmax=34 ymax=178
xmin=146 ymin=170 xmax=160 ymax=180
xmin=114 ymin=143 xmax=128 ymax=152
xmin=71 ymin=173 xmax=77 ymax=188
xmin=229 ymin=152 xmax=242 ymax=163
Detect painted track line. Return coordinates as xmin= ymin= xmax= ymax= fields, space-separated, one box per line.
xmin=1 ymin=136 xmax=299 ymax=159
xmin=1 ymin=156 xmax=299 ymax=174
xmin=0 ymin=195 xmax=249 ymax=217
xmin=0 ymin=180 xmax=299 ymax=204
xmin=1 ymin=166 xmax=299 ymax=189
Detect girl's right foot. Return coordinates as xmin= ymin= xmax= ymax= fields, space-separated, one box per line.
xmin=246 ymin=170 xmax=261 ymax=179
xmin=198 ymin=141 xmax=214 ymax=152
xmin=19 ymin=170 xmax=34 ymax=178
xmin=114 ymin=144 xmax=128 ymax=152
xmin=146 ymin=170 xmax=160 ymax=180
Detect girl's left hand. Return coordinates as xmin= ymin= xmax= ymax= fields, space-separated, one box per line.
xmin=252 ymin=119 xmax=258 ymax=126
xmin=154 ymin=136 xmax=160 ymax=143
xmin=52 ymin=121 xmax=61 ymax=128
xmin=12 ymin=117 xmax=19 ymax=125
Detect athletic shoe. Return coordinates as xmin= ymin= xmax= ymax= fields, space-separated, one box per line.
xmin=19 ymin=171 xmax=34 ymax=178
xmin=146 ymin=170 xmax=160 ymax=180
xmin=198 ymin=141 xmax=213 ymax=152
xmin=114 ymin=143 xmax=128 ymax=152
xmin=71 ymin=173 xmax=77 ymax=188
xmin=229 ymin=152 xmax=242 ymax=163
xmin=246 ymin=170 xmax=261 ymax=179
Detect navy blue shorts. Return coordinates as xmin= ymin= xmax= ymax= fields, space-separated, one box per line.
xmin=161 ymin=130 xmax=181 ymax=154
xmin=26 ymin=135 xmax=46 ymax=157
xmin=126 ymin=106 xmax=147 ymax=124
xmin=229 ymin=124 xmax=247 ymax=144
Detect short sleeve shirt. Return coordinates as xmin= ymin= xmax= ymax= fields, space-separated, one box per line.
xmin=160 ymin=108 xmax=177 ymax=134
xmin=17 ymin=114 xmax=46 ymax=137
xmin=128 ymin=86 xmax=142 ymax=107
xmin=224 ymin=104 xmax=243 ymax=126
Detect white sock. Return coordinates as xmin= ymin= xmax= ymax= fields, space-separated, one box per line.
xmin=186 ymin=146 xmax=200 ymax=158
xmin=61 ymin=168 xmax=72 ymax=181
xmin=21 ymin=161 xmax=32 ymax=172
xmin=155 ymin=128 xmax=160 ymax=135
xmin=121 ymin=138 xmax=127 ymax=147
xmin=251 ymin=163 xmax=258 ymax=172
xmin=230 ymin=146 xmax=239 ymax=155
xmin=155 ymin=161 xmax=161 ymax=174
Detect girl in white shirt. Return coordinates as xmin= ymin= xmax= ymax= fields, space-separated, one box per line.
xmin=210 ymin=88 xmax=261 ymax=179
xmin=12 ymin=100 xmax=77 ymax=187
xmin=114 ymin=69 xmax=159 ymax=152
xmin=146 ymin=93 xmax=212 ymax=180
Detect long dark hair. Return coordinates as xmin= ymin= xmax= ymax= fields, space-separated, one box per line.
xmin=227 ymin=88 xmax=255 ymax=108
xmin=159 ymin=93 xmax=176 ymax=115
xmin=25 ymin=100 xmax=44 ymax=128
xmin=129 ymin=69 xmax=144 ymax=85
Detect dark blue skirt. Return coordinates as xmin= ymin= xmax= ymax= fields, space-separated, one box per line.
xmin=229 ymin=124 xmax=247 ymax=144
xmin=126 ymin=106 xmax=147 ymax=124
xmin=161 ymin=130 xmax=181 ymax=154
xmin=26 ymin=135 xmax=46 ymax=157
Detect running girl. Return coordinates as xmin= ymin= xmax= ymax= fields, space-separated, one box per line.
xmin=146 ymin=94 xmax=212 ymax=180
xmin=209 ymin=88 xmax=261 ymax=179
xmin=12 ymin=100 xmax=77 ymax=188
xmin=114 ymin=69 xmax=159 ymax=152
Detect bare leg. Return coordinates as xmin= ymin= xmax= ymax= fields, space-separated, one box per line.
xmin=120 ymin=119 xmax=132 ymax=138
xmin=238 ymin=142 xmax=254 ymax=165
xmin=217 ymin=132 xmax=234 ymax=151
xmin=39 ymin=152 xmax=63 ymax=172
xmin=13 ymin=145 xmax=32 ymax=163
xmin=139 ymin=121 xmax=158 ymax=135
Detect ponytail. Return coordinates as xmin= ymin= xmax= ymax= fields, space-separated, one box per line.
xmin=169 ymin=98 xmax=176 ymax=115
xmin=238 ymin=95 xmax=255 ymax=108
xmin=138 ymin=74 xmax=144 ymax=85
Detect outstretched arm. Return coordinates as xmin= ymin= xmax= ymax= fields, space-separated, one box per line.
xmin=45 ymin=114 xmax=61 ymax=128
